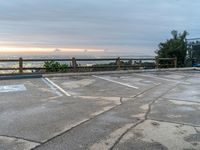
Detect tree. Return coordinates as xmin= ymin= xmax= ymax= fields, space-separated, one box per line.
xmin=187 ymin=41 xmax=200 ymax=65
xmin=155 ymin=30 xmax=188 ymax=67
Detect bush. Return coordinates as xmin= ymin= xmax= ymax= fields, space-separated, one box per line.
xmin=60 ymin=64 xmax=68 ymax=72
xmin=44 ymin=61 xmax=68 ymax=72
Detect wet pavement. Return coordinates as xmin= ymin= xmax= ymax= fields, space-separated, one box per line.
xmin=0 ymin=69 xmax=200 ymax=150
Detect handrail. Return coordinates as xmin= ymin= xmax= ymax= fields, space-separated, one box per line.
xmin=0 ymin=57 xmax=177 ymax=74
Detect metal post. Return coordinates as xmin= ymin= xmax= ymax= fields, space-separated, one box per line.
xmin=19 ymin=57 xmax=23 ymax=74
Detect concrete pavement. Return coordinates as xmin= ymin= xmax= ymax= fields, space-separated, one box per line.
xmin=0 ymin=69 xmax=200 ymax=150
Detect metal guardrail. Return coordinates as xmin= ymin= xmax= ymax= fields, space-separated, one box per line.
xmin=0 ymin=57 xmax=177 ymax=75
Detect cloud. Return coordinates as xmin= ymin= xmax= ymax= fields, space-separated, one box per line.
xmin=0 ymin=0 xmax=200 ymax=55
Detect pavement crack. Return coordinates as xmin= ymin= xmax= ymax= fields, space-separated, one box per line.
xmin=194 ymin=127 xmax=200 ymax=133
xmin=31 ymin=103 xmax=122 ymax=150
xmin=110 ymin=80 xmax=187 ymax=150
xmin=0 ymin=135 xmax=42 ymax=144
xmin=32 ymin=78 xmax=187 ymax=150
xmin=109 ymin=98 xmax=155 ymax=150
xmin=32 ymin=82 xmax=162 ymax=150
xmin=162 ymin=97 xmax=200 ymax=104
xmin=147 ymin=119 xmax=200 ymax=128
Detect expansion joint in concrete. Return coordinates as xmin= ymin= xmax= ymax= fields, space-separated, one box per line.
xmin=162 ymin=97 xmax=200 ymax=105
xmin=148 ymin=118 xmax=200 ymax=128
xmin=0 ymin=135 xmax=42 ymax=144
xmin=110 ymin=95 xmax=160 ymax=149
xmin=31 ymin=102 xmax=123 ymax=150
xmin=110 ymin=79 xmax=187 ymax=150
xmin=194 ymin=127 xmax=200 ymax=133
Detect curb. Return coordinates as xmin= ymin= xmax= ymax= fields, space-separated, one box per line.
xmin=0 ymin=67 xmax=197 ymax=79
xmin=0 ymin=74 xmax=42 ymax=80
xmin=43 ymin=67 xmax=196 ymax=77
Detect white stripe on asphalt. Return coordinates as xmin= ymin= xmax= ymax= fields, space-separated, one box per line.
xmin=92 ymin=75 xmax=139 ymax=89
xmin=43 ymin=77 xmax=71 ymax=96
xmin=135 ymin=73 xmax=190 ymax=84
xmin=41 ymin=78 xmax=63 ymax=97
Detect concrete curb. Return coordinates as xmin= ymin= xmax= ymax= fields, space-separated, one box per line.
xmin=0 ymin=68 xmax=197 ymax=80
xmin=43 ymin=67 xmax=196 ymax=77
xmin=0 ymin=74 xmax=42 ymax=80
xmin=194 ymin=67 xmax=200 ymax=71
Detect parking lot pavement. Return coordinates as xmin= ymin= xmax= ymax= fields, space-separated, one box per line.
xmin=47 ymin=73 xmax=161 ymax=98
xmin=113 ymin=120 xmax=200 ymax=150
xmin=0 ymin=70 xmax=200 ymax=150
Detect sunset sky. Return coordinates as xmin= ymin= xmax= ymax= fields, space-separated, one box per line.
xmin=0 ymin=0 xmax=200 ymax=55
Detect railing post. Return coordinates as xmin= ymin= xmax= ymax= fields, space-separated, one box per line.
xmin=72 ymin=57 xmax=77 ymax=72
xmin=174 ymin=57 xmax=177 ymax=68
xmin=155 ymin=57 xmax=159 ymax=69
xmin=116 ymin=57 xmax=121 ymax=70
xmin=19 ymin=57 xmax=23 ymax=74
xmin=139 ymin=60 xmax=142 ymax=68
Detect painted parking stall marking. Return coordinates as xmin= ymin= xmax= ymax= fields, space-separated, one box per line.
xmin=41 ymin=78 xmax=63 ymax=97
xmin=0 ymin=84 xmax=26 ymax=93
xmin=135 ymin=73 xmax=190 ymax=85
xmin=92 ymin=75 xmax=139 ymax=89
xmin=43 ymin=77 xmax=71 ymax=96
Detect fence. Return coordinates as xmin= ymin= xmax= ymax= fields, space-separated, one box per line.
xmin=156 ymin=57 xmax=177 ymax=68
xmin=0 ymin=57 xmax=177 ymax=75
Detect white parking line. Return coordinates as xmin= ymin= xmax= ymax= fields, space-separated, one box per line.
xmin=134 ymin=73 xmax=190 ymax=84
xmin=42 ymin=78 xmax=63 ymax=97
xmin=168 ymin=71 xmax=200 ymax=78
xmin=92 ymin=75 xmax=139 ymax=89
xmin=42 ymin=77 xmax=71 ymax=96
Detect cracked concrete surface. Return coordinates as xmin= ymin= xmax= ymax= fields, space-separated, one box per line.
xmin=0 ymin=70 xmax=200 ymax=150
xmin=114 ymin=120 xmax=200 ymax=150
xmin=0 ymin=136 xmax=39 ymax=150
